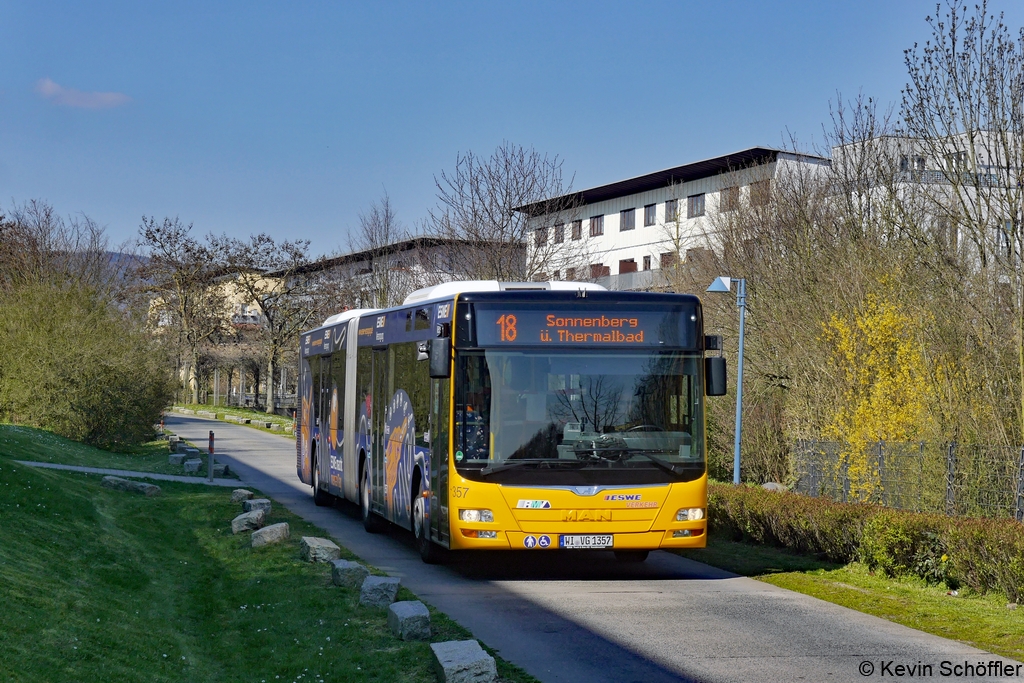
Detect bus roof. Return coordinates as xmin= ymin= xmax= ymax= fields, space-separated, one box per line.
xmin=311 ymin=281 xmax=608 ymax=332
xmin=402 ymin=280 xmax=606 ymax=305
xmin=321 ymin=308 xmax=377 ymax=327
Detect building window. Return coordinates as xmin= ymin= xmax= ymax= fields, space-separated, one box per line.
xmin=553 ymin=270 xmax=560 ymax=280
xmin=590 ymin=263 xmax=610 ymax=278
xmin=900 ymin=156 xmax=910 ymax=172
xmin=619 ymin=208 xmax=635 ymax=231
xmin=665 ymin=199 xmax=678 ymax=223
xmin=619 ymin=259 xmax=637 ymax=274
xmin=720 ymin=186 xmax=739 ymax=212
xmin=644 ymin=204 xmax=656 ymax=226
xmin=566 ymin=267 xmax=576 ymax=280
xmin=571 ymin=220 xmax=582 ymax=240
xmin=750 ymin=180 xmax=771 ymax=206
xmin=687 ymin=194 xmax=705 ymax=218
xmin=589 ymin=215 xmax=604 ymax=237
xmin=535 ymin=226 xmax=548 ymax=247
xmin=643 ymin=255 xmax=651 ymax=270
xmin=554 ymin=222 xmax=565 ymax=244
xmin=660 ymin=252 xmax=678 ymax=269
xmin=915 ymin=156 xmax=925 ymax=170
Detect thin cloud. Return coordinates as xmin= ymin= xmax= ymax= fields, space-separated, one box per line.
xmin=35 ymin=78 xmax=131 ymax=109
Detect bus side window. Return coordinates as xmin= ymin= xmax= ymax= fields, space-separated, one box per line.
xmin=309 ymin=356 xmax=321 ymax=425
xmin=356 ymin=346 xmax=372 ymax=431
xmin=331 ymin=348 xmax=346 ymax=436
xmin=392 ymin=341 xmax=431 ymax=447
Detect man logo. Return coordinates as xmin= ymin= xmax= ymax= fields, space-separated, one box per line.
xmin=562 ymin=510 xmax=611 ymax=522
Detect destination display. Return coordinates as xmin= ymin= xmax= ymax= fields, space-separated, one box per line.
xmin=472 ymin=305 xmax=697 ymax=348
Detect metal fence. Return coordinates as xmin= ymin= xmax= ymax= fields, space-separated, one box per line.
xmin=793 ymin=440 xmax=1024 ymax=521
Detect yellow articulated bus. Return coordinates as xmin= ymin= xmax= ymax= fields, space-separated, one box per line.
xmin=296 ymin=280 xmax=727 ymax=563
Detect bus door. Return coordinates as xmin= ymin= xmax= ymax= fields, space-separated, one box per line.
xmin=316 ymin=354 xmax=332 ymax=490
xmin=307 ymin=355 xmax=321 ymax=484
xmin=430 ymin=377 xmax=451 ymax=546
xmin=369 ymin=347 xmax=389 ymax=516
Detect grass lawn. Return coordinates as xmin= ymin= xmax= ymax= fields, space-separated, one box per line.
xmin=0 ymin=424 xmax=238 ymax=479
xmin=0 ymin=431 xmax=536 ymax=683
xmin=175 ymin=404 xmax=294 ymax=434
xmin=678 ymin=537 xmax=1024 ymax=662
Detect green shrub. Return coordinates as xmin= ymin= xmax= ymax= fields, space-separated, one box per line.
xmin=859 ymin=511 xmax=948 ymax=578
xmin=0 ymin=282 xmax=173 ymax=449
xmin=708 ymin=483 xmax=873 ymax=563
xmin=947 ymin=518 xmax=1024 ymax=603
xmin=708 ymin=481 xmax=1022 ymax=598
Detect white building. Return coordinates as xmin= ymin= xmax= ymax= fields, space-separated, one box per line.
xmin=518 ymin=147 xmax=830 ymax=290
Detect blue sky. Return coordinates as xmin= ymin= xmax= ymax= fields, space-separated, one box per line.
xmin=3 ymin=1 xmax=1023 ymax=255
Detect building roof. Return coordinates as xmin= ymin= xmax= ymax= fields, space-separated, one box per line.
xmin=515 ymin=147 xmax=831 ymax=216
xmin=263 ymin=236 xmax=495 ymax=278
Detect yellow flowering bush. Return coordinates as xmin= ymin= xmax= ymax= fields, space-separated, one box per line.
xmin=822 ymin=294 xmax=935 ymax=501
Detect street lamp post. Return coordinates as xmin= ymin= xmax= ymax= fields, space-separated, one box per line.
xmin=707 ymin=276 xmax=747 ymax=485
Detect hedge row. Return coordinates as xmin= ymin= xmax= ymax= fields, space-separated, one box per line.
xmin=707 ymin=482 xmax=1024 ymax=603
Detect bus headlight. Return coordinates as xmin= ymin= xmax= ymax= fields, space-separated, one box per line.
xmin=459 ymin=509 xmax=494 ymax=523
xmin=676 ymin=508 xmax=705 ymax=521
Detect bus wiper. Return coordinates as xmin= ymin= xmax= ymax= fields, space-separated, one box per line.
xmin=479 ymin=459 xmax=586 ymax=476
xmin=626 ymin=451 xmax=687 ymax=476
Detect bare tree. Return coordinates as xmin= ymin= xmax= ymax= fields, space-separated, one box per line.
xmin=217 ymin=233 xmax=326 ymax=414
xmin=426 ymin=141 xmax=584 ymax=281
xmin=137 ymin=217 xmax=229 ymax=404
xmin=900 ymin=0 xmax=1024 ymax=439
xmin=347 ymin=192 xmax=415 ymax=308
xmin=0 ymin=199 xmax=134 ymax=300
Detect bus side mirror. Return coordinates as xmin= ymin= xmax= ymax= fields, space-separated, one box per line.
xmin=705 ymin=357 xmax=727 ymax=396
xmin=429 ymin=337 xmax=451 ymax=379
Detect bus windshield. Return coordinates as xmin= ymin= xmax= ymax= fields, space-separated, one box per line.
xmin=454 ymin=349 xmax=705 ymax=485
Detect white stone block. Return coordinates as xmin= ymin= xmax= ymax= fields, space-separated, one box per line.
xmin=331 ymin=559 xmax=369 ymax=588
xmin=359 ymin=576 xmax=400 ymax=608
xmin=251 ymin=522 xmax=289 ymax=547
xmin=430 ymin=640 xmax=496 ymax=683
xmin=231 ymin=489 xmax=254 ymax=504
xmin=231 ymin=509 xmax=265 ymax=534
xmin=242 ymin=498 xmax=271 ymax=513
xmin=387 ymin=600 xmax=430 ymax=641
xmin=300 ymin=536 xmax=341 ymax=563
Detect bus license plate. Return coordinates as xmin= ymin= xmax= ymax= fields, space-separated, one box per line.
xmin=559 ymin=534 xmax=613 ymax=549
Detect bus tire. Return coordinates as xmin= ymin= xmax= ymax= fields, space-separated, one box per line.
xmin=360 ymin=461 xmax=385 ymax=533
xmin=413 ymin=480 xmax=444 ymax=564
xmin=613 ymin=550 xmax=649 ymax=563
xmin=311 ymin=453 xmax=332 ymax=507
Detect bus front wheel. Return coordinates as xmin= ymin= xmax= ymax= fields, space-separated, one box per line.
xmin=413 ymin=482 xmax=444 ymax=564
xmin=360 ymin=463 xmax=385 ymax=533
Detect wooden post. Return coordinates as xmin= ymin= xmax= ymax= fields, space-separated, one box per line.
xmin=208 ymin=431 xmax=215 ymax=482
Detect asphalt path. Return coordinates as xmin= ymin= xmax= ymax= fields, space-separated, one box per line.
xmin=166 ymin=414 xmax=1021 ymax=683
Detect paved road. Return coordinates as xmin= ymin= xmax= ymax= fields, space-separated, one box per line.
xmin=167 ymin=414 xmax=1020 ymax=683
